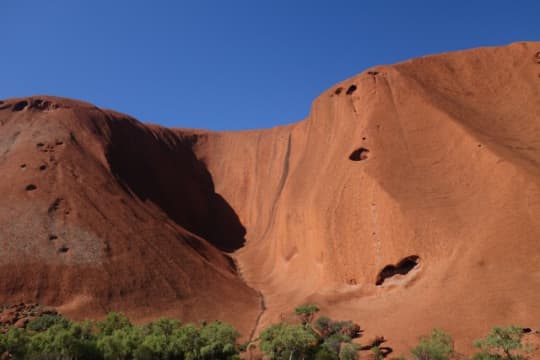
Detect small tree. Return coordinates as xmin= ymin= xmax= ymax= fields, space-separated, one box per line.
xmin=97 ymin=327 xmax=142 ymax=359
xmin=314 ymin=316 xmax=334 ymax=338
xmin=260 ymin=322 xmax=317 ymax=359
xmin=295 ymin=304 xmax=320 ymax=325
xmin=314 ymin=345 xmax=339 ymax=360
xmin=340 ymin=343 xmax=360 ymax=360
xmin=169 ymin=323 xmax=204 ymax=359
xmin=28 ymin=320 xmax=100 ymax=359
xmin=0 ymin=328 xmax=29 ymax=359
xmin=26 ymin=313 xmax=69 ymax=332
xmin=199 ymin=321 xmax=240 ymax=359
xmin=312 ymin=317 xmax=361 ymax=358
xmin=372 ymin=345 xmax=384 ymax=360
xmin=411 ymin=328 xmax=454 ymax=360
xmin=473 ymin=326 xmax=528 ymax=360
xmin=97 ymin=312 xmax=133 ymax=336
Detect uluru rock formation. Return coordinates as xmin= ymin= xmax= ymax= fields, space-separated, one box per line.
xmin=0 ymin=97 xmax=260 ymax=336
xmin=1 ymin=41 xmax=540 ymax=354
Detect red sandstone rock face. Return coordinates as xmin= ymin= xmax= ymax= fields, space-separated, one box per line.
xmin=190 ymin=42 xmax=540 ymax=353
xmin=0 ymin=97 xmax=260 ymax=336
xmin=0 ymin=42 xmax=539 ymax=354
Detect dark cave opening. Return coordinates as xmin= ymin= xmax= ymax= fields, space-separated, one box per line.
xmin=376 ymin=255 xmax=420 ymax=286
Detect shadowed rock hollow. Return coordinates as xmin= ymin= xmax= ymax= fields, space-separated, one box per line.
xmin=0 ymin=42 xmax=539 ymax=354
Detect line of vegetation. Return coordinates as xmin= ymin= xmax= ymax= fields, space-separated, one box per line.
xmin=0 ymin=304 xmax=535 ymax=359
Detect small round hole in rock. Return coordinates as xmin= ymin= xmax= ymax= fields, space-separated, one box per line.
xmin=48 ymin=235 xmax=58 ymax=241
xmin=58 ymin=245 xmax=69 ymax=253
xmin=346 ymin=85 xmax=357 ymax=95
xmin=20 ymin=164 xmax=27 ymax=169
xmin=12 ymin=101 xmax=28 ymax=112
xmin=25 ymin=184 xmax=37 ymax=191
xmin=36 ymin=143 xmax=44 ymax=148
xmin=335 ymin=87 xmax=343 ymax=95
xmin=367 ymin=71 xmax=379 ymax=75
xmin=39 ymin=165 xmax=47 ymax=171
xmin=522 ymin=328 xmax=532 ymax=334
xmin=349 ymin=147 xmax=369 ymax=161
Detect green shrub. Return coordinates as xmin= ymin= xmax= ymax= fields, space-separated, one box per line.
xmin=97 ymin=327 xmax=142 ymax=359
xmin=294 ymin=304 xmax=320 ymax=325
xmin=473 ymin=326 xmax=528 ymax=360
xmin=0 ymin=328 xmax=29 ymax=359
xmin=199 ymin=321 xmax=240 ymax=359
xmin=96 ymin=312 xmax=133 ymax=336
xmin=0 ymin=311 xmax=243 ymax=360
xmin=259 ymin=322 xmax=317 ymax=359
xmin=314 ymin=345 xmax=339 ymax=360
xmin=339 ymin=342 xmax=360 ymax=360
xmin=411 ymin=328 xmax=454 ymax=360
xmin=27 ymin=320 xmax=99 ymax=360
xmin=26 ymin=314 xmax=69 ymax=332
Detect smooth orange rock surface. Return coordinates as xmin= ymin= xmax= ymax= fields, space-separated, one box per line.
xmin=1 ymin=42 xmax=539 ymax=354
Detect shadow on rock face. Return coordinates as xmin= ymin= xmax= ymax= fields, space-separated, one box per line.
xmin=105 ymin=115 xmax=246 ymax=253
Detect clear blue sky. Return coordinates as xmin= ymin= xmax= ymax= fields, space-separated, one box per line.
xmin=1 ymin=1 xmax=538 ymax=130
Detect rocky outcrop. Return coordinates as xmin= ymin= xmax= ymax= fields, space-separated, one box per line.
xmin=1 ymin=42 xmax=540 ymax=353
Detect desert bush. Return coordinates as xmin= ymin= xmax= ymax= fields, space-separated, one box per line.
xmin=0 ymin=328 xmax=29 ymax=359
xmin=26 ymin=320 xmax=100 ymax=359
xmin=411 ymin=328 xmax=454 ymax=360
xmin=473 ymin=326 xmax=529 ymax=360
xmin=0 ymin=311 xmax=243 ymax=360
xmin=259 ymin=322 xmax=317 ymax=359
xmin=26 ymin=313 xmax=69 ymax=332
xmin=340 ymin=342 xmax=360 ymax=360
xmin=260 ymin=305 xmax=362 ymax=360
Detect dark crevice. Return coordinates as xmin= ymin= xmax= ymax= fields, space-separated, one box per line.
xmin=29 ymin=99 xmax=52 ymax=110
xmin=334 ymin=87 xmax=343 ymax=95
xmin=346 ymin=85 xmax=357 ymax=95
xmin=12 ymin=101 xmax=28 ymax=112
xmin=376 ymin=255 xmax=420 ymax=286
xmin=25 ymin=184 xmax=37 ymax=192
xmin=48 ymin=198 xmax=63 ymax=214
